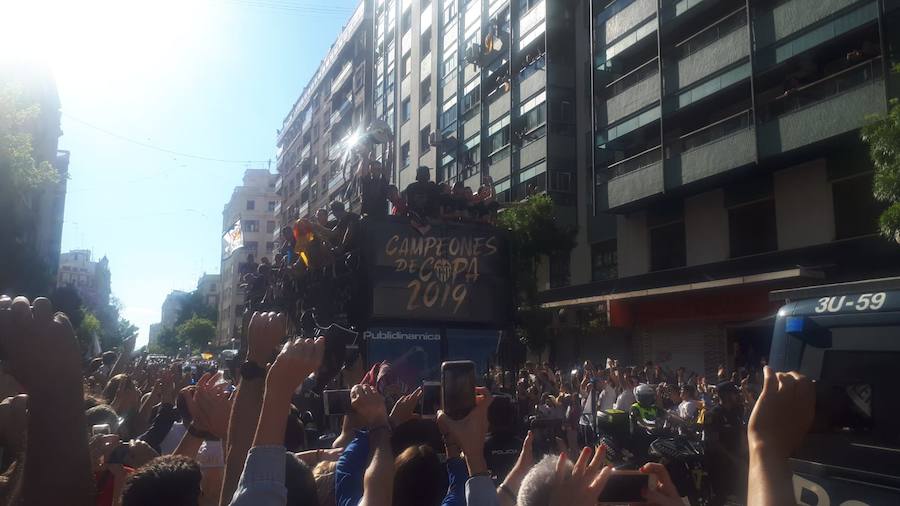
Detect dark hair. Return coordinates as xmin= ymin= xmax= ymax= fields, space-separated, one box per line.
xmin=393 ymin=445 xmax=447 ymax=506
xmin=121 ymin=455 xmax=202 ymax=506
xmin=102 ymin=351 xmax=117 ymax=367
xmin=103 ymin=374 xmax=132 ymax=404
xmin=681 ymin=384 xmax=696 ymax=398
xmin=85 ymin=404 xmax=119 ymax=432
xmin=88 ymin=357 xmax=104 ymax=375
xmin=329 ymin=201 xmax=346 ymax=213
xmin=285 ymin=453 xmax=319 ymax=506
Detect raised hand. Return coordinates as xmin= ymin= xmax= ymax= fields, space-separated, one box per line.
xmin=548 ymin=446 xmax=610 ymax=506
xmin=247 ymin=311 xmax=287 ymax=365
xmin=350 ymin=384 xmax=388 ymax=427
xmin=437 ymin=387 xmax=493 ymax=457
xmin=0 ymin=295 xmax=82 ymax=396
xmin=498 ymin=430 xmax=535 ymax=498
xmin=389 ymin=387 xmax=422 ymax=428
xmin=266 ymin=336 xmax=324 ymax=397
xmin=193 ymin=372 xmax=233 ymax=439
xmin=639 ymin=463 xmax=684 ymax=506
xmin=748 ymin=366 xmax=815 ymax=460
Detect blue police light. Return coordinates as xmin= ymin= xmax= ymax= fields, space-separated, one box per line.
xmin=786 ymin=316 xmax=805 ymax=334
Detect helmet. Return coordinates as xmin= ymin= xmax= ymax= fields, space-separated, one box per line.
xmin=634 ymin=383 xmax=656 ymax=407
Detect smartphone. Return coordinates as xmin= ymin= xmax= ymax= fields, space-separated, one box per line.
xmin=597 ymin=470 xmax=655 ymax=504
xmin=419 ymin=381 xmax=441 ymax=418
xmin=323 ymin=389 xmax=353 ymax=416
xmin=441 ymin=361 xmax=476 ymax=420
xmin=91 ymin=424 xmax=111 ymax=436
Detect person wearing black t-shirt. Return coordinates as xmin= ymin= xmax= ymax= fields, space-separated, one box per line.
xmin=704 ymin=381 xmax=748 ymax=506
xmin=403 ymin=166 xmax=440 ymax=219
xmin=359 ymin=156 xmax=390 ymax=218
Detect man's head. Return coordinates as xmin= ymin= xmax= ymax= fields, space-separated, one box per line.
xmin=716 ymin=381 xmax=741 ymax=409
xmin=85 ymin=404 xmax=119 ymax=434
xmin=680 ymin=384 xmax=696 ymax=401
xmin=518 ymin=455 xmax=568 ymax=506
xmin=121 ymin=455 xmax=202 ymax=506
xmin=415 ymin=166 xmax=430 ymax=183
xmin=315 ymin=208 xmax=329 ymax=226
xmin=329 ymin=201 xmax=346 ymax=218
xmin=285 ymin=453 xmax=319 ymax=506
xmin=392 ymin=445 xmax=447 ymax=506
xmin=281 ymin=225 xmax=293 ymax=241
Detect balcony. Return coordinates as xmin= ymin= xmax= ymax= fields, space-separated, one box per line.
xmin=606 ymin=59 xmax=659 ymax=124
xmin=673 ymin=15 xmax=749 ymax=90
xmin=274 ymin=175 xmax=283 ymax=192
xmin=606 ymin=146 xmax=664 ymax=210
xmin=755 ymin=0 xmax=863 ymax=47
xmin=274 ymin=201 xmax=282 ymax=215
xmin=328 ymin=171 xmax=347 ymax=191
xmin=676 ymin=111 xmax=756 ymax=186
xmin=330 ymin=100 xmax=352 ymax=126
xmin=602 ymin=0 xmax=657 ymax=46
xmin=758 ymin=58 xmax=885 ymax=157
xmin=331 ymin=63 xmax=353 ymax=95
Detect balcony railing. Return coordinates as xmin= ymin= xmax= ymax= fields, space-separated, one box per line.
xmin=680 ymin=109 xmax=753 ymax=152
xmin=274 ymin=175 xmax=283 ymax=192
xmin=273 ymin=201 xmax=282 ymax=215
xmin=760 ymin=57 xmax=883 ymax=121
xmin=608 ymin=145 xmax=662 ymax=178
xmin=607 ymin=57 xmax=659 ymax=97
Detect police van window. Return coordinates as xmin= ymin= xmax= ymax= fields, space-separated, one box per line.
xmin=796 ymin=326 xmax=900 ymax=447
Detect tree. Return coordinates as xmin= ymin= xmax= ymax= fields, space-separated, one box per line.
xmin=861 ymin=65 xmax=900 ymax=241
xmin=175 ymin=291 xmax=218 ymax=326
xmin=175 ymin=316 xmax=217 ymax=354
xmin=496 ymin=193 xmax=576 ymax=353
xmin=0 ymin=80 xmax=61 ymax=296
xmin=151 ymin=327 xmax=181 ymax=356
xmin=76 ymin=311 xmax=102 ymax=358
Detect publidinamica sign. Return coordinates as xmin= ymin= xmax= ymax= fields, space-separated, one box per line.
xmin=363 ymin=218 xmax=512 ymax=324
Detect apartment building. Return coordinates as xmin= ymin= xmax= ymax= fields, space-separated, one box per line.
xmin=57 ymin=249 xmax=111 ymax=310
xmin=218 ymin=169 xmax=280 ymax=345
xmin=540 ymin=0 xmax=900 ymax=375
xmin=275 ymin=0 xmax=374 ymax=233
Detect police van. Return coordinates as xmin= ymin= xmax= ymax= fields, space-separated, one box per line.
xmin=770 ymin=277 xmax=900 ymax=506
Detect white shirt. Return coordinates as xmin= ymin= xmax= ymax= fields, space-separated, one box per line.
xmin=614 ymin=389 xmax=635 ymax=411
xmin=678 ymin=400 xmax=701 ymax=422
xmin=598 ymin=384 xmax=617 ymax=411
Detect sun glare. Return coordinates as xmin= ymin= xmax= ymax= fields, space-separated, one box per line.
xmin=2 ymin=0 xmax=211 ymax=98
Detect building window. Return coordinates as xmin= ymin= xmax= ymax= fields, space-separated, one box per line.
xmin=549 ymin=251 xmax=571 ymax=289
xmin=401 ymin=98 xmax=411 ymax=123
xmin=246 ymin=200 xmax=255 ymax=210
xmin=488 ymin=116 xmax=510 ymax=161
xmin=401 ymin=53 xmax=412 ymax=77
xmin=421 ymin=79 xmax=432 ymax=105
xmin=421 ymin=125 xmax=432 ymax=152
xmin=401 ymin=8 xmax=412 ymax=32
xmin=421 ymin=28 xmax=432 ymax=58
xmin=729 ymin=199 xmax=777 ymax=257
xmin=442 ymin=0 xmax=457 ymax=26
xmin=244 ymin=220 xmax=259 ymax=232
xmin=462 ymin=79 xmax=480 ymax=113
xmin=591 ymin=240 xmax=618 ymax=281
xmin=649 ymin=221 xmax=686 ymax=271
xmin=245 ymin=241 xmax=259 ymax=254
xmin=266 ymin=220 xmax=276 ymax=234
xmin=520 ymin=90 xmax=547 ymax=137
xmin=441 ymin=50 xmax=458 ymax=80
xmin=440 ymin=95 xmax=458 ymax=131
xmin=268 ymin=200 xmax=277 ymax=212
xmin=401 ymin=142 xmax=411 ymax=168
xmin=265 ymin=241 xmax=275 ymax=253
xmin=833 ymin=172 xmax=881 ymax=239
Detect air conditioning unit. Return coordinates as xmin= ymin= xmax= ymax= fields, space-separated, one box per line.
xmin=464 ymin=44 xmax=483 ymax=66
xmin=428 ymin=131 xmax=441 ymax=147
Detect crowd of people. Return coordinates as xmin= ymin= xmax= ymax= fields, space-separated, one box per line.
xmin=0 ymin=294 xmax=817 ymax=506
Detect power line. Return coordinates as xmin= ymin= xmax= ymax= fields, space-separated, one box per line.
xmin=63 ymin=113 xmax=271 ymax=165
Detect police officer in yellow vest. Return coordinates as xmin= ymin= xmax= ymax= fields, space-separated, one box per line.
xmin=630 ymin=383 xmax=663 ymax=428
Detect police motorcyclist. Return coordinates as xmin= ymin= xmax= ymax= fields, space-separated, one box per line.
xmin=630 ymin=383 xmax=664 ymax=430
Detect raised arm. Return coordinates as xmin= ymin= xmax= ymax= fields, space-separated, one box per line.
xmin=351 ymin=385 xmax=394 ymax=506
xmin=229 ymin=334 xmax=324 ymax=506
xmin=219 ymin=311 xmax=285 ymax=505
xmin=0 ymin=295 xmax=94 ymax=506
xmin=747 ymin=367 xmax=815 ymax=506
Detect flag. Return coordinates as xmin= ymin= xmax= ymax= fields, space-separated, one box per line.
xmin=223 ymin=220 xmax=244 ymax=258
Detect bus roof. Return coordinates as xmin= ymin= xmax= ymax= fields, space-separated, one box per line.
xmin=770 ymin=276 xmax=900 ymax=302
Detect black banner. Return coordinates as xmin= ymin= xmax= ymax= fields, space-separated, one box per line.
xmin=363 ymin=219 xmax=511 ymax=324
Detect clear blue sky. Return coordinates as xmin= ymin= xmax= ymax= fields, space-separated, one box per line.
xmin=4 ymin=0 xmax=360 ymax=347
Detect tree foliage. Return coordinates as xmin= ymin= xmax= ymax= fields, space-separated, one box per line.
xmin=175 ymin=291 xmax=218 ymax=325
xmin=175 ymin=316 xmax=217 ymax=354
xmin=76 ymin=311 xmax=102 ymax=358
xmin=0 ymin=79 xmax=62 ymax=296
xmin=861 ymin=65 xmax=900 ymax=241
xmin=496 ymin=193 xmax=576 ymax=352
